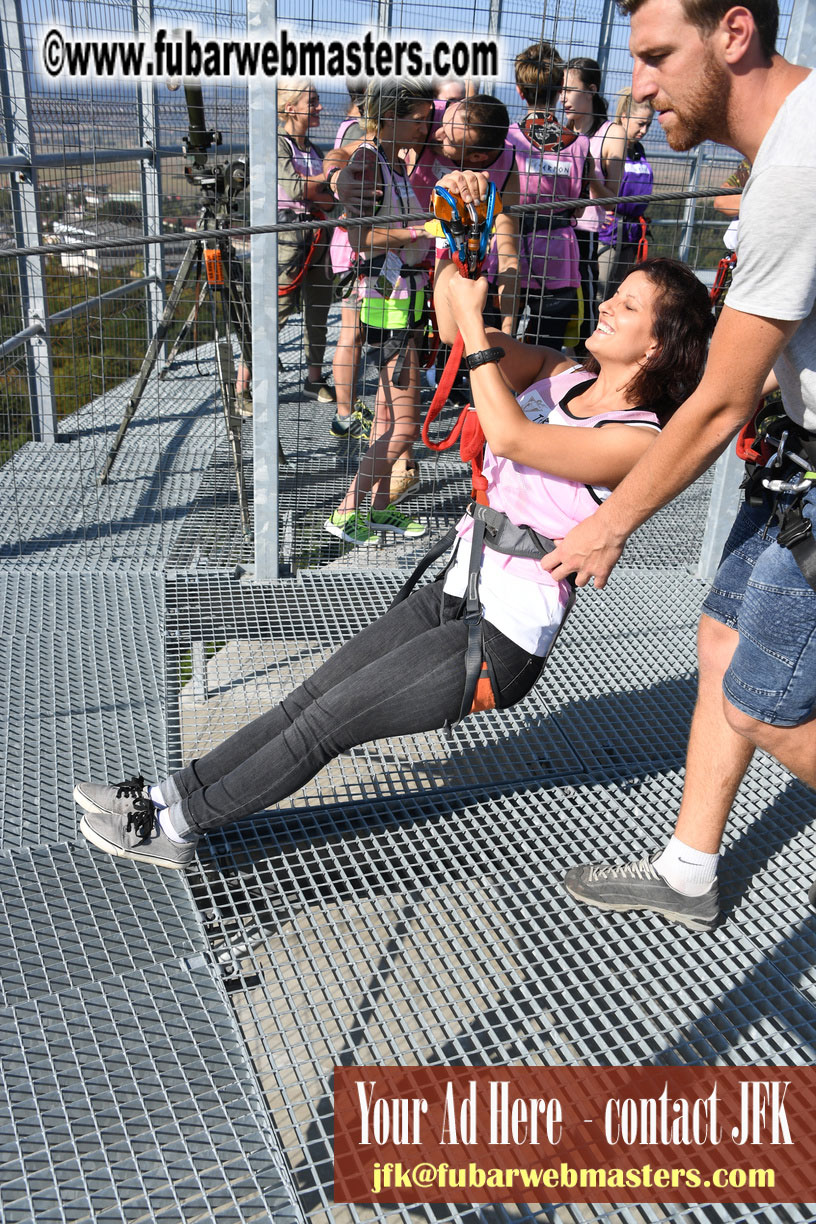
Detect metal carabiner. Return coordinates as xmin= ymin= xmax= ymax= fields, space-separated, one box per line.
xmin=762 ymin=476 xmax=814 ymax=494
xmin=771 ymin=429 xmax=789 ymax=467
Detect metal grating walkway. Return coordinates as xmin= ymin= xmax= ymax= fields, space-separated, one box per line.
xmin=1 ymin=332 xmax=814 ymax=1222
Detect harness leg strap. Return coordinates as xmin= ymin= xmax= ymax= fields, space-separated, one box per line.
xmin=457 ymin=515 xmax=488 ymax=725
xmin=778 ymin=504 xmax=816 ymax=594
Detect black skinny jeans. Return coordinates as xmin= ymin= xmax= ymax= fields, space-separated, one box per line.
xmin=170 ymin=581 xmax=546 ymax=833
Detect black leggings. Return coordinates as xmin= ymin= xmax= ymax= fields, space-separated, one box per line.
xmin=170 ymin=581 xmax=546 ymax=833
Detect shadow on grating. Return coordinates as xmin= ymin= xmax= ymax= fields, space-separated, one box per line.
xmin=0 ymin=955 xmax=303 ymax=1224
xmin=188 ymin=768 xmax=816 ymax=1224
xmin=163 ymin=567 xmax=707 ymax=817
xmin=0 ymin=573 xmax=167 ymax=850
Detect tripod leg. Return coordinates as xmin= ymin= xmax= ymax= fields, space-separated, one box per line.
xmin=99 ymin=239 xmax=200 ymax=485
xmin=224 ymin=249 xmax=288 ymax=466
xmin=214 ymin=281 xmax=252 ymax=539
xmin=161 ymin=281 xmax=208 ymax=377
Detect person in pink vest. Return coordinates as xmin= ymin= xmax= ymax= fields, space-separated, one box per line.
xmin=427 ymin=94 xmax=522 ymax=408
xmin=562 ymin=58 xmax=627 ymax=354
xmin=327 ymin=78 xmax=371 ymax=441
xmin=508 ymin=42 xmax=591 ymax=350
xmin=75 ymin=171 xmax=714 ymax=872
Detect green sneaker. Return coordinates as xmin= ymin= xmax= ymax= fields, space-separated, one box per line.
xmin=330 ymin=410 xmax=362 ymax=439
xmin=324 ymin=509 xmax=379 ymax=546
xmin=351 ymin=398 xmax=374 ymax=437
xmin=369 ymin=507 xmax=427 ymax=538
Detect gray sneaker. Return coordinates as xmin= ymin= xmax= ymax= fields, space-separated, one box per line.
xmin=75 ymin=776 xmax=197 ymax=870
xmin=74 ymin=774 xmax=150 ymax=818
xmin=564 ymin=856 xmax=720 ymax=932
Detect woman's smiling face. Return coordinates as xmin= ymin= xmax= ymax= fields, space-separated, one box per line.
xmin=587 ymin=270 xmax=659 ymax=368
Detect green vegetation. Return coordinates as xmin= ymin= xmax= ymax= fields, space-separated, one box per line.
xmin=0 ymin=254 xmax=217 ymax=463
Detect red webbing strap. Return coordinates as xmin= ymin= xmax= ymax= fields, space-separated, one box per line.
xmin=420 ymin=332 xmax=467 ymax=451
xmin=635 ymin=215 xmax=649 ymax=263
xmin=709 ymin=251 xmax=768 ymax=463
xmin=710 ymin=252 xmax=737 ymax=306
xmin=277 ymin=210 xmax=326 ymax=297
xmin=736 ymin=413 xmax=771 ymax=464
xmin=459 ymin=410 xmax=488 ymax=506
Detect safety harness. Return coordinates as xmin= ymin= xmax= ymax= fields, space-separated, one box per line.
xmin=403 ymin=183 xmax=576 ymax=727
xmin=710 ymin=252 xmax=816 ymax=593
xmin=277 ymin=209 xmax=326 ymax=297
xmin=741 ymin=404 xmax=816 ymax=593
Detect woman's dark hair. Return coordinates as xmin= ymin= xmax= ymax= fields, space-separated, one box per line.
xmin=584 ymin=257 xmax=715 ymax=423
xmin=363 ymin=78 xmax=434 ymax=132
xmin=457 ymin=94 xmax=510 ymax=157
xmin=565 ymin=57 xmax=609 ymax=132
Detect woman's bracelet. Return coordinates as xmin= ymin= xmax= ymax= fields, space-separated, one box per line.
xmin=406 ymin=225 xmax=419 ymax=243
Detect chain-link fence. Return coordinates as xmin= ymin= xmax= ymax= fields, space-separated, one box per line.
xmin=0 ymin=0 xmax=798 ymax=573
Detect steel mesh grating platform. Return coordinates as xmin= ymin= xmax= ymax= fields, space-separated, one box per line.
xmin=3 ymin=322 xmax=814 ymax=1222
xmin=190 ymin=765 xmax=816 ymax=1224
xmin=0 ymin=956 xmax=302 ymax=1224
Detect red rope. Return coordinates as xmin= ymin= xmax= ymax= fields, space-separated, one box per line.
xmin=277 ymin=210 xmax=326 ymax=297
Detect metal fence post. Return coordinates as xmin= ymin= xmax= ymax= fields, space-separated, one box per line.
xmin=0 ymin=0 xmax=58 ymax=444
xmin=595 ymin=0 xmax=617 ymax=80
xmin=248 ymin=0 xmax=280 ymax=582
xmin=678 ymin=145 xmax=703 ymax=263
xmin=786 ymin=0 xmax=816 ymax=65
xmin=133 ymin=0 xmax=167 ymax=348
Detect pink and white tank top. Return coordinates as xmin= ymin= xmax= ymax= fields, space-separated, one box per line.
xmin=443 ymin=365 xmax=660 ymax=653
xmin=450 ymin=365 xmax=660 ymax=583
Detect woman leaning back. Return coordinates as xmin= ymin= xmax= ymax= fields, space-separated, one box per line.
xmin=73 ymin=170 xmax=713 ymax=870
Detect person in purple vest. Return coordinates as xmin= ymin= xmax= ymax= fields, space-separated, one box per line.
xmin=508 ymin=42 xmax=592 ymax=350
xmin=596 ymin=87 xmax=655 ymax=303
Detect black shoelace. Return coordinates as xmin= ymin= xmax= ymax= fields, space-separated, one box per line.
xmin=115 ymin=774 xmax=147 ymax=799
xmin=125 ymin=794 xmax=156 ymax=841
xmin=113 ymin=775 xmax=155 ymax=840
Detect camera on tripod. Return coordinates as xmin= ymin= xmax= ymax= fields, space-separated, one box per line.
xmin=99 ymin=77 xmax=255 ymax=537
xmin=182 ymin=82 xmax=250 ymax=211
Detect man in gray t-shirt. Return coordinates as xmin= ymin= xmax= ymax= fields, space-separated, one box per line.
xmin=544 ymin=0 xmax=816 ymax=931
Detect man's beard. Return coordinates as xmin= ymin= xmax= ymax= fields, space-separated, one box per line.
xmin=662 ymin=47 xmax=731 ymax=151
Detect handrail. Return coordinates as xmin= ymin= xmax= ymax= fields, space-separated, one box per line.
xmin=0 ymin=276 xmax=160 ymax=357
xmin=0 ymin=142 xmax=247 ymax=172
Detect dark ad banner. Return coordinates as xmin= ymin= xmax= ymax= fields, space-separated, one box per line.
xmin=334 ymin=1065 xmax=816 ymax=1204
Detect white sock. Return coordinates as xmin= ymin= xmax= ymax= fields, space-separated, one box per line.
xmin=654 ymin=835 xmax=719 ymax=896
xmin=158 ymin=804 xmax=198 ymax=844
xmin=149 ymin=783 xmax=166 ymax=809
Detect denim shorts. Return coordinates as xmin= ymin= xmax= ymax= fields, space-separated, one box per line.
xmin=702 ymin=486 xmax=816 ymax=726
